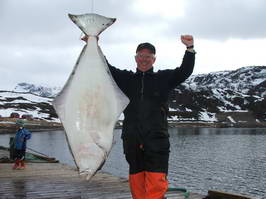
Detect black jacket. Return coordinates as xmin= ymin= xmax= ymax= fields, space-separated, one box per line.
xmin=108 ymin=51 xmax=195 ymax=144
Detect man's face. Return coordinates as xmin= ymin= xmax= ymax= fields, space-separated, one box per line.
xmin=135 ymin=49 xmax=156 ymax=72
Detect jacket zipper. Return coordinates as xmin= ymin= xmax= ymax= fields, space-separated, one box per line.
xmin=140 ymin=72 xmax=145 ymax=100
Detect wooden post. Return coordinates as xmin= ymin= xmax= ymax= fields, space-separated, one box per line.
xmin=9 ymin=137 xmax=15 ymax=160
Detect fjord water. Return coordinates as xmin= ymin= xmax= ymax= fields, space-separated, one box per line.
xmin=0 ymin=128 xmax=265 ymax=198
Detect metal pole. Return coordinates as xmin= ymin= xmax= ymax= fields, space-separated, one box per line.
xmin=27 ymin=147 xmax=50 ymax=158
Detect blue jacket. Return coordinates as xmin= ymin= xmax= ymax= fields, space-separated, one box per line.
xmin=15 ymin=128 xmax=31 ymax=150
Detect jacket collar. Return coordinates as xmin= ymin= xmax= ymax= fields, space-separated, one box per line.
xmin=136 ymin=67 xmax=154 ymax=75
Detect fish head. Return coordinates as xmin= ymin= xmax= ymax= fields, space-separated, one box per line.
xmin=68 ymin=13 xmax=116 ymax=37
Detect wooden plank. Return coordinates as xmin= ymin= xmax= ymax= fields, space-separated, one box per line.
xmin=208 ymin=190 xmax=254 ymax=199
xmin=0 ymin=162 xmax=205 ymax=199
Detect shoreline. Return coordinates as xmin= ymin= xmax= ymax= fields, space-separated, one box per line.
xmin=0 ymin=127 xmax=64 ymax=134
xmin=1 ymin=121 xmax=266 ymax=134
xmin=168 ymin=121 xmax=266 ymax=128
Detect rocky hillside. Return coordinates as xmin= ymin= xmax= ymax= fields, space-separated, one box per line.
xmin=169 ymin=66 xmax=266 ymax=127
xmin=0 ymin=91 xmax=58 ymax=122
xmin=0 ymin=65 xmax=266 ymax=127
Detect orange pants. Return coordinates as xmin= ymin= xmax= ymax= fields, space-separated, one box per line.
xmin=129 ymin=171 xmax=168 ymax=199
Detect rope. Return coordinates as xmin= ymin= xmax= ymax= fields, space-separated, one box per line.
xmin=91 ymin=0 xmax=94 ymax=13
xmin=168 ymin=187 xmax=190 ymax=199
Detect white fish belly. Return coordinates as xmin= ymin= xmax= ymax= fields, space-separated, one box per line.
xmin=53 ymin=38 xmax=129 ymax=180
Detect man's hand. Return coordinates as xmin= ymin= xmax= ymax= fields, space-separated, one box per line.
xmin=181 ymin=35 xmax=194 ymax=47
xmin=81 ymin=35 xmax=99 ymax=42
xmin=81 ymin=35 xmax=88 ymax=42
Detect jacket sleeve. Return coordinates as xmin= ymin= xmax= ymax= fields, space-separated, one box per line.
xmin=23 ymin=128 xmax=32 ymax=140
xmin=106 ymin=59 xmax=132 ymax=95
xmin=168 ymin=51 xmax=195 ymax=89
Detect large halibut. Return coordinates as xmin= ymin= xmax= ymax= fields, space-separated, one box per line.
xmin=52 ymin=13 xmax=129 ymax=180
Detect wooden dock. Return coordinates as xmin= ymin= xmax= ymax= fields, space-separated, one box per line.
xmin=1 ymin=148 xmax=254 ymax=199
xmin=0 ymin=162 xmax=205 ymax=199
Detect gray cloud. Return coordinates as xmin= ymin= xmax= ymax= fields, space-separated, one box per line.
xmin=170 ymin=0 xmax=266 ymax=40
xmin=0 ymin=0 xmax=265 ymax=90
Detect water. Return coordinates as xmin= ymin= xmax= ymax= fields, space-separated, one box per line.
xmin=0 ymin=128 xmax=265 ymax=199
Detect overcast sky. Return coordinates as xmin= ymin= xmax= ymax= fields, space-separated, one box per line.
xmin=1 ymin=0 xmax=266 ymax=90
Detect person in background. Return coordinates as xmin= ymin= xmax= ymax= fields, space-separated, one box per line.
xmin=82 ymin=35 xmax=195 ymax=199
xmin=12 ymin=119 xmax=31 ymax=170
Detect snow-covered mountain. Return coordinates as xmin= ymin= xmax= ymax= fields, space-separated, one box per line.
xmin=0 ymin=91 xmax=58 ymax=122
xmin=184 ymin=66 xmax=266 ymax=97
xmin=14 ymin=82 xmax=61 ymax=98
xmin=168 ymin=66 xmax=266 ymax=126
xmin=0 ymin=66 xmax=266 ymax=127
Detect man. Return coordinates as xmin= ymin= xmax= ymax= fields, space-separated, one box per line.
xmin=107 ymin=35 xmax=195 ymax=199
xmin=83 ymin=35 xmax=195 ymax=199
xmin=12 ymin=119 xmax=32 ymax=170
